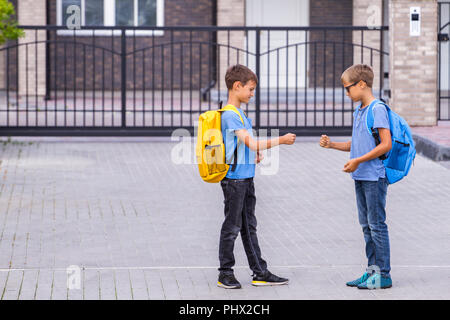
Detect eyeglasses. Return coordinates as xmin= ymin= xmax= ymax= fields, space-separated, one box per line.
xmin=344 ymin=81 xmax=360 ymax=93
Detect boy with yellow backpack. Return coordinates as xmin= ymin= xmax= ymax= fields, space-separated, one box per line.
xmin=196 ymin=64 xmax=296 ymax=289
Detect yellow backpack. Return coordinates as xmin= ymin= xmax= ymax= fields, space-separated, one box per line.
xmin=196 ymin=103 xmax=244 ymax=183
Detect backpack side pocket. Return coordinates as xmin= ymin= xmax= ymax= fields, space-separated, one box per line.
xmin=386 ymin=140 xmax=409 ymax=171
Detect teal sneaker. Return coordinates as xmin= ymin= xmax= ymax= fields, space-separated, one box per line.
xmin=346 ymin=272 xmax=372 ymax=287
xmin=357 ymin=273 xmax=392 ymax=290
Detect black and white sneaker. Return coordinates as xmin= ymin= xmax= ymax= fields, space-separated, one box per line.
xmin=252 ymin=271 xmax=289 ymax=286
xmin=217 ymin=273 xmax=242 ymax=289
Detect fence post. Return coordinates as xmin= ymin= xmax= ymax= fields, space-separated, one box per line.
xmin=255 ymin=28 xmax=261 ymax=130
xmin=121 ymin=28 xmax=127 ymax=128
xmin=45 ymin=8 xmax=51 ymax=101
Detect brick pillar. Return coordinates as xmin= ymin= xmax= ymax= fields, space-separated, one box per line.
xmin=389 ymin=0 xmax=438 ymax=126
xmin=18 ymin=0 xmax=47 ymax=98
xmin=353 ymin=0 xmax=384 ymax=91
xmin=217 ymin=0 xmax=245 ymax=92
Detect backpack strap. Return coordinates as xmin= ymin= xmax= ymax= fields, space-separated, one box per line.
xmin=218 ymin=102 xmax=246 ymax=172
xmin=219 ymin=104 xmax=245 ymax=125
xmin=366 ymin=99 xmax=390 ymax=161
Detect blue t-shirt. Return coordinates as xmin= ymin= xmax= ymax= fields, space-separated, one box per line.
xmin=350 ymin=101 xmax=390 ymax=181
xmin=221 ymin=107 xmax=256 ymax=179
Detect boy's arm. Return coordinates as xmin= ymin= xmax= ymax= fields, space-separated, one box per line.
xmin=320 ymin=135 xmax=351 ymax=152
xmin=330 ymin=141 xmax=352 ymax=152
xmin=343 ymin=128 xmax=392 ymax=172
xmin=235 ymin=129 xmax=296 ymax=151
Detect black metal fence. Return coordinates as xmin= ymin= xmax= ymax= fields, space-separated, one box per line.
xmin=0 ymin=25 xmax=389 ymax=136
xmin=439 ymin=2 xmax=450 ymax=121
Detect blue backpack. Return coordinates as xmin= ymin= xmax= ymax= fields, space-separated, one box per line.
xmin=365 ymin=99 xmax=416 ymax=184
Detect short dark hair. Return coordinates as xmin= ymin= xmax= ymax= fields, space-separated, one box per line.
xmin=225 ymin=64 xmax=258 ymax=90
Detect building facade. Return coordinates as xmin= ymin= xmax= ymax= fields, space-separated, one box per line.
xmin=0 ymin=0 xmax=447 ymax=127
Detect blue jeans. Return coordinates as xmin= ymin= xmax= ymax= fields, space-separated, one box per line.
xmin=354 ymin=178 xmax=391 ymax=277
xmin=218 ymin=178 xmax=268 ymax=276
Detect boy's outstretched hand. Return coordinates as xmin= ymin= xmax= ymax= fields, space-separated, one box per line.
xmin=319 ymin=135 xmax=331 ymax=148
xmin=282 ymin=133 xmax=296 ymax=145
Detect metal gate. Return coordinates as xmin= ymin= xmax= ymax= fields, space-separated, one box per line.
xmin=439 ymin=2 xmax=450 ymax=121
xmin=0 ymin=25 xmax=388 ymax=136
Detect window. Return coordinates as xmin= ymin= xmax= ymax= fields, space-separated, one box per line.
xmin=57 ymin=0 xmax=164 ymax=36
xmin=60 ymin=0 xmax=104 ymax=26
xmin=116 ymin=0 xmax=158 ymax=27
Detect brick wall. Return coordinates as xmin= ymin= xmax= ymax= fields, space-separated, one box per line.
xmin=216 ymin=0 xmax=245 ymax=92
xmin=389 ymin=0 xmax=438 ymax=125
xmin=18 ymin=0 xmax=47 ymax=97
xmin=353 ymin=0 xmax=384 ymax=91
xmin=47 ymin=0 xmax=214 ymax=91
xmin=309 ymin=0 xmax=353 ymax=88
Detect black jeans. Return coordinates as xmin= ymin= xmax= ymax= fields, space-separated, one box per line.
xmin=219 ymin=178 xmax=268 ymax=276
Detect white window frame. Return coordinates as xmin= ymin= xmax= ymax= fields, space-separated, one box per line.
xmin=57 ymin=0 xmax=164 ymax=36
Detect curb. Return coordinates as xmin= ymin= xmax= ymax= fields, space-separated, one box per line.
xmin=412 ymin=134 xmax=450 ymax=162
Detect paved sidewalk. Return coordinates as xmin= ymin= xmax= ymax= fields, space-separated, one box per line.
xmin=412 ymin=122 xmax=450 ymax=162
xmin=413 ymin=122 xmax=450 ymax=148
xmin=0 ymin=138 xmax=449 ymax=300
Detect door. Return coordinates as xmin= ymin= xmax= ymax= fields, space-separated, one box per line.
xmin=246 ymin=0 xmax=309 ymax=88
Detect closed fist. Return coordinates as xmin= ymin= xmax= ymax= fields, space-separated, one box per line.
xmin=282 ymin=133 xmax=296 ymax=145
xmin=319 ymin=135 xmax=331 ymax=148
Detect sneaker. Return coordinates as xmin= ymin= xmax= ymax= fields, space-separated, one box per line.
xmin=357 ymin=273 xmax=392 ymax=290
xmin=217 ymin=273 xmax=242 ymax=289
xmin=346 ymin=272 xmax=372 ymax=287
xmin=252 ymin=271 xmax=289 ymax=286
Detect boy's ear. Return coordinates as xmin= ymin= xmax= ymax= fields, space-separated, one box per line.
xmin=359 ymin=80 xmax=367 ymax=89
xmin=232 ymin=81 xmax=242 ymax=91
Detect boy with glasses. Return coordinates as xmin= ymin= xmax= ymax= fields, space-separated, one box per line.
xmin=319 ymin=64 xmax=393 ymax=289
